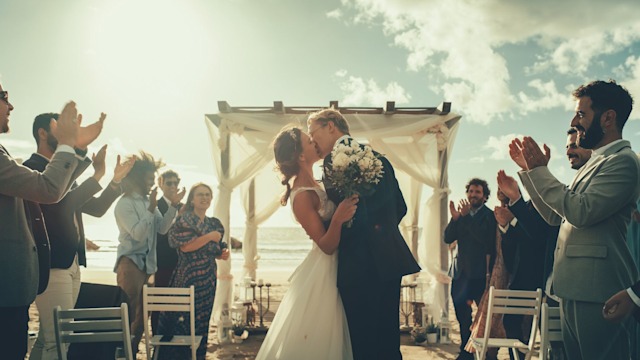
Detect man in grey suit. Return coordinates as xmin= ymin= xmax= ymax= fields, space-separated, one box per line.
xmin=510 ymin=80 xmax=639 ymax=359
xmin=0 ymin=83 xmax=104 ymax=359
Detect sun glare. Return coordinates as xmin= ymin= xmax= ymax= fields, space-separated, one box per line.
xmin=86 ymin=0 xmax=215 ymax=99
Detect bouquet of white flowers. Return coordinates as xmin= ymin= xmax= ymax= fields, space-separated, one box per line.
xmin=325 ymin=140 xmax=384 ymax=227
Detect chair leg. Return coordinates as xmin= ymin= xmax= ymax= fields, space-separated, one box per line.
xmin=153 ymin=346 xmax=159 ymax=360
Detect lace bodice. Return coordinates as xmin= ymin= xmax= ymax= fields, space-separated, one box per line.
xmin=289 ymin=186 xmax=336 ymax=222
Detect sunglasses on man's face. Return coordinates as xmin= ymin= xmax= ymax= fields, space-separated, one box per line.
xmin=0 ymin=91 xmax=8 ymax=103
xmin=164 ymin=180 xmax=180 ymax=187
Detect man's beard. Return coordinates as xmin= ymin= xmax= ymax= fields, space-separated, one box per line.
xmin=577 ymin=111 xmax=604 ymax=149
xmin=469 ymin=198 xmax=484 ymax=208
xmin=46 ymin=132 xmax=58 ymax=151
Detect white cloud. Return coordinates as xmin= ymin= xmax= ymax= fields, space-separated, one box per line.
xmin=334 ymin=69 xmax=348 ymax=78
xmin=483 ymin=133 xmax=561 ymax=163
xmin=337 ymin=0 xmax=640 ymax=124
xmin=337 ymin=71 xmax=411 ymax=106
xmin=620 ymin=56 xmax=640 ymax=121
xmin=326 ymin=8 xmax=343 ymax=20
xmin=531 ymin=24 xmax=640 ymax=76
xmin=484 ymin=134 xmax=522 ymax=160
xmin=517 ymin=79 xmax=572 ymax=115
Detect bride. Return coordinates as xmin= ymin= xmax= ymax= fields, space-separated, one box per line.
xmin=255 ymin=126 xmax=358 ymax=360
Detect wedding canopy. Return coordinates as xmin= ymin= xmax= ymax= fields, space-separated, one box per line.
xmin=205 ymin=101 xmax=461 ymax=321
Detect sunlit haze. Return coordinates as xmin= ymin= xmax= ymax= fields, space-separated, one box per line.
xmin=2 ymin=0 xmax=640 ymax=240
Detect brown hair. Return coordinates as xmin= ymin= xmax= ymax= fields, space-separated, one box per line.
xmin=306 ymin=107 xmax=350 ymax=135
xmin=185 ymin=182 xmax=213 ymax=212
xmin=273 ymin=126 xmax=303 ymax=205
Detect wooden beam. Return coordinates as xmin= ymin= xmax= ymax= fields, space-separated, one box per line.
xmin=217 ymin=101 xmax=231 ymax=113
xmin=386 ymin=101 xmax=396 ymax=114
xmin=273 ymin=101 xmax=284 ymax=113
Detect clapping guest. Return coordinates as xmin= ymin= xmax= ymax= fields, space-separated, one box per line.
xmin=444 ymin=178 xmax=496 ymax=360
xmin=157 ymin=183 xmax=229 ymax=360
xmin=25 ymin=112 xmax=134 ymax=360
xmin=512 ymin=80 xmax=639 ymax=359
xmin=464 ymin=188 xmax=511 ymax=360
xmin=0 ymin=88 xmax=99 ymax=360
xmin=114 ymin=151 xmax=185 ymax=354
xmin=151 ymin=170 xmax=182 ymax=333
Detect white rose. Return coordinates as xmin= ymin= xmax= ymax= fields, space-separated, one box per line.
xmin=332 ymin=152 xmax=350 ymax=170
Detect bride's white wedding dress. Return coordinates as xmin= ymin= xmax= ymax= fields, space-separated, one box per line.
xmin=255 ymin=186 xmax=353 ymax=360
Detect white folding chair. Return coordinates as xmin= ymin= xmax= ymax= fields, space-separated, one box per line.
xmin=471 ymin=286 xmax=543 ymax=360
xmin=540 ymin=303 xmax=563 ymax=360
xmin=143 ymin=285 xmax=201 ymax=360
xmin=53 ymin=303 xmax=133 ymax=360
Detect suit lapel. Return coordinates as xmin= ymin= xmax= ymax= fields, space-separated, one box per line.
xmin=569 ymin=141 xmax=632 ymax=190
xmin=570 ymin=154 xmax=602 ymax=190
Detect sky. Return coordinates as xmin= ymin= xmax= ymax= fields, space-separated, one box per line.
xmin=1 ymin=0 xmax=640 ymax=238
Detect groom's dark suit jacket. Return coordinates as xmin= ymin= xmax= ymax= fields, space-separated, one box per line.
xmin=323 ymin=138 xmax=420 ymax=289
xmin=23 ymin=153 xmax=122 ymax=270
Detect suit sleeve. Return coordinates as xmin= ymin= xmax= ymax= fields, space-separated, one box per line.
xmin=157 ymin=205 xmax=178 ymax=235
xmin=518 ymin=170 xmax=562 ymax=226
xmin=444 ymin=219 xmax=458 ymax=244
xmin=526 ymin=155 xmax=639 ymax=228
xmin=82 ymin=181 xmax=122 ymax=217
xmin=0 ymin=149 xmax=83 ymax=203
xmin=62 ymin=177 xmax=102 ymax=211
xmin=500 ymin=225 xmax=519 ymax=274
xmin=509 ymin=198 xmax=552 ymax=240
xmin=444 ymin=211 xmax=495 ymax=255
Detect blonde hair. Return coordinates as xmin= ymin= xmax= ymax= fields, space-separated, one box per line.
xmin=306 ymin=108 xmax=350 ymax=135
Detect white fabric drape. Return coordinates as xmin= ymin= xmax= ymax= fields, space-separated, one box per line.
xmin=205 ymin=110 xmax=461 ymax=320
xmin=205 ymin=118 xmax=281 ymax=322
xmin=240 ymin=167 xmax=283 ymax=280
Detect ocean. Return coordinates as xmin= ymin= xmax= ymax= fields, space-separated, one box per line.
xmin=84 ymin=225 xmax=311 ymax=274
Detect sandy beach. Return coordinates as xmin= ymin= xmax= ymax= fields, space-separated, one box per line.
xmin=25 ymin=268 xmax=536 ymax=360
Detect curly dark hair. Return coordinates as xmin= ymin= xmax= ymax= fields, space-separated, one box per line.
xmin=273 ymin=126 xmax=303 ymax=205
xmin=572 ymin=80 xmax=634 ymax=131
xmin=122 ymin=151 xmax=165 ymax=195
xmin=465 ymin=177 xmax=490 ymax=200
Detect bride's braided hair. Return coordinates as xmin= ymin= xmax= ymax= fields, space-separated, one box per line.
xmin=273 ymin=126 xmax=302 ymax=206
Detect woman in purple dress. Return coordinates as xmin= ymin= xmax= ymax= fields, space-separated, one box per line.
xmin=157 ymin=182 xmax=229 ymax=360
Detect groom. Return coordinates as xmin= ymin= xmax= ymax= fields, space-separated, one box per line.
xmin=308 ymin=108 xmax=421 ymax=360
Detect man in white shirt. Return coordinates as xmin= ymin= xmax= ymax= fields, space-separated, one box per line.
xmin=114 ymin=152 xmax=185 ymax=353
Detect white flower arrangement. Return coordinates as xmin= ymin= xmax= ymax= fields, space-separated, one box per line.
xmin=325 ymin=140 xmax=384 ymax=226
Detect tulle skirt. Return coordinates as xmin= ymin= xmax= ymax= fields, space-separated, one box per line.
xmin=255 ymin=245 xmax=353 ymax=360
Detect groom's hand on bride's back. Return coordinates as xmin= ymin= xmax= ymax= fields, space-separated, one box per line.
xmin=334 ymin=195 xmax=359 ymax=224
